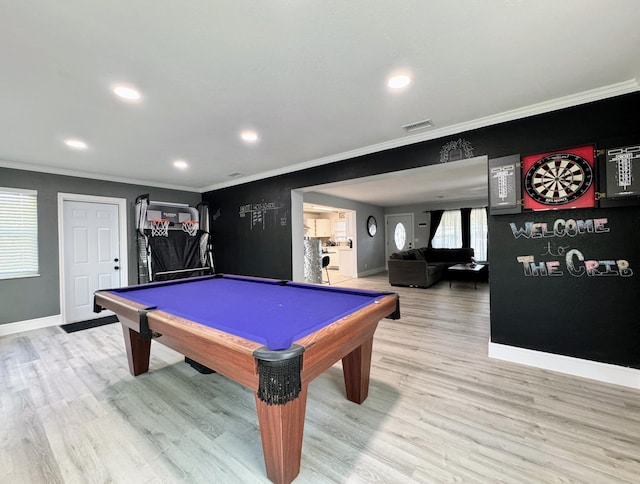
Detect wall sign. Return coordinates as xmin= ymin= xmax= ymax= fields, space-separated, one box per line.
xmin=239 ymin=199 xmax=285 ymax=230
xmin=522 ymin=145 xmax=596 ymax=211
xmin=488 ymin=154 xmax=521 ymax=215
xmin=439 ymin=138 xmax=474 ymax=163
xmin=508 ymin=216 xmax=633 ymax=278
xmin=605 ymin=144 xmax=640 ymax=199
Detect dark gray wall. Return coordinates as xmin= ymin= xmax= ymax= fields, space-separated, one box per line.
xmin=0 ymin=168 xmax=200 ymax=324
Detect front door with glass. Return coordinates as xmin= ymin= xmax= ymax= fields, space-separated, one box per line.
xmin=385 ymin=214 xmax=414 ymax=265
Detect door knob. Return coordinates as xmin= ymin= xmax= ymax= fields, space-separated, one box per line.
xmin=114 ymin=266 xmax=120 ymax=270
xmin=114 ymin=258 xmax=119 ymax=262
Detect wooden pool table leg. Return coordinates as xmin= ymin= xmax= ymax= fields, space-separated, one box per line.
xmin=255 ymin=384 xmax=308 ymax=484
xmin=342 ymin=335 xmax=374 ymax=404
xmin=122 ymin=325 xmax=151 ymax=376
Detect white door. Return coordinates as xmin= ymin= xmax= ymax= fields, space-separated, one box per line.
xmin=63 ymin=200 xmax=121 ymax=322
xmin=386 ymin=214 xmax=414 ymax=262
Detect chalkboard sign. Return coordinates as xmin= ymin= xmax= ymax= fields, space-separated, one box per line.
xmin=489 ymin=206 xmax=640 ymax=369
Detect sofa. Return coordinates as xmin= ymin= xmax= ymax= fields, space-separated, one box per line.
xmin=388 ymin=247 xmax=474 ymax=288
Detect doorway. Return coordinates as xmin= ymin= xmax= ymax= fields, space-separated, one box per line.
xmin=58 ymin=193 xmax=128 ymax=323
xmin=385 ymin=213 xmax=414 ymax=265
xmin=303 ymin=202 xmax=357 ymax=284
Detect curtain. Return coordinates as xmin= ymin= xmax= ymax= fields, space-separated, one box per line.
xmin=470 ymin=207 xmax=488 ymax=260
xmin=461 ymin=207 xmax=472 ymax=248
xmin=427 ymin=210 xmax=444 ymax=248
xmin=428 ymin=207 xmax=487 ymax=255
xmin=432 ymin=210 xmax=462 ymax=248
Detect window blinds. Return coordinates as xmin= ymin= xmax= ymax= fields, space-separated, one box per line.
xmin=0 ymin=187 xmax=39 ymax=279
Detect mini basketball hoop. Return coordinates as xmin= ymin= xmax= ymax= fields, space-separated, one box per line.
xmin=150 ymin=219 xmax=170 ymax=237
xmin=181 ymin=220 xmax=199 ymax=237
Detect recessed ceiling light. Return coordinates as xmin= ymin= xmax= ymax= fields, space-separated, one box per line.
xmin=112 ymin=84 xmax=142 ymax=101
xmin=64 ymin=138 xmax=88 ymax=150
xmin=240 ymin=130 xmax=259 ymax=143
xmin=173 ymin=159 xmax=188 ymax=169
xmin=387 ymin=74 xmax=411 ymax=90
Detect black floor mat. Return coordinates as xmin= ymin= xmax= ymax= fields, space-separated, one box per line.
xmin=60 ymin=315 xmax=119 ymax=333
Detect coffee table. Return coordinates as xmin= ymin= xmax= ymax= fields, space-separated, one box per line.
xmin=448 ymin=263 xmax=486 ymax=289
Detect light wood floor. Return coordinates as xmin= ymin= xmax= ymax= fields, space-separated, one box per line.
xmin=2 ymin=274 xmax=640 ymax=483
xmin=326 ymin=268 xmax=352 ymax=286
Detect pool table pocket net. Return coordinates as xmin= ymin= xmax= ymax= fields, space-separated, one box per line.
xmin=254 ymin=344 xmax=305 ymax=405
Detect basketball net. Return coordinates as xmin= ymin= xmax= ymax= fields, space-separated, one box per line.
xmin=150 ymin=219 xmax=170 ymax=237
xmin=181 ymin=220 xmax=199 ymax=237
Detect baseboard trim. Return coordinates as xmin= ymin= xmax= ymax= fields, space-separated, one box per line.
xmin=0 ymin=314 xmax=62 ymax=337
xmin=488 ymin=342 xmax=640 ymax=390
xmin=358 ymin=266 xmax=387 ymax=278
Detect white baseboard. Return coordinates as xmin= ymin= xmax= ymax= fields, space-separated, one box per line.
xmin=358 ymin=266 xmax=387 ymax=278
xmin=488 ymin=342 xmax=640 ymax=390
xmin=0 ymin=314 xmax=62 ymax=337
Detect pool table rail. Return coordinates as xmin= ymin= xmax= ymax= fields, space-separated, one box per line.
xmin=297 ymin=293 xmax=397 ymax=386
xmin=94 ymin=290 xmax=263 ymax=388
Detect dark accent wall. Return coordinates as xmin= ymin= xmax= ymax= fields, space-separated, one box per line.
xmin=203 ymin=177 xmax=293 ymax=279
xmin=0 ymin=168 xmax=200 ymax=324
xmin=490 ymin=206 xmax=640 ymax=368
xmin=203 ymin=91 xmax=640 ymax=368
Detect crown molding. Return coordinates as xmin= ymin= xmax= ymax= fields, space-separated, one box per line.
xmin=2 ymin=80 xmax=637 ymax=194
xmin=201 ymin=79 xmax=639 ymax=193
xmin=0 ymin=160 xmax=200 ymax=193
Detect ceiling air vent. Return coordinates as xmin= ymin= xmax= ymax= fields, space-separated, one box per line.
xmin=402 ymin=119 xmax=433 ymax=133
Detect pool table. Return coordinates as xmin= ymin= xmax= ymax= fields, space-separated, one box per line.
xmin=93 ymin=274 xmax=399 ymax=484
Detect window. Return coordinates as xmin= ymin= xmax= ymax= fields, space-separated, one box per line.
xmin=393 ymin=222 xmax=407 ymax=251
xmin=430 ymin=207 xmax=488 ymax=259
xmin=432 ymin=210 xmax=462 ymax=248
xmin=470 ymin=207 xmax=488 ymax=261
xmin=0 ymin=188 xmax=39 ymax=279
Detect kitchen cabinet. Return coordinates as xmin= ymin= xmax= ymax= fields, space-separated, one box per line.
xmin=338 ymin=248 xmax=355 ymax=276
xmin=304 ymin=218 xmax=331 ymax=237
xmin=304 ymin=218 xmax=316 ymax=237
xmin=314 ymin=219 xmax=331 ymax=237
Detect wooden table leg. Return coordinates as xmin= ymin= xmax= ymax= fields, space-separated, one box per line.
xmin=342 ymin=336 xmax=373 ymax=404
xmin=122 ymin=325 xmax=151 ymax=376
xmin=255 ymin=385 xmax=308 ymax=484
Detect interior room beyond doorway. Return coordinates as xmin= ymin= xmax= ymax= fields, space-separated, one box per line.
xmin=303 ymin=203 xmax=357 ymax=285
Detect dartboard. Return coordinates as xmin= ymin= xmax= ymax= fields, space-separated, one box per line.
xmin=524 ymin=153 xmax=594 ymax=205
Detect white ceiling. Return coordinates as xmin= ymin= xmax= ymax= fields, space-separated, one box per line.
xmin=1 ymin=1 xmax=639 ymax=203
xmin=308 ymin=156 xmax=489 ymax=207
